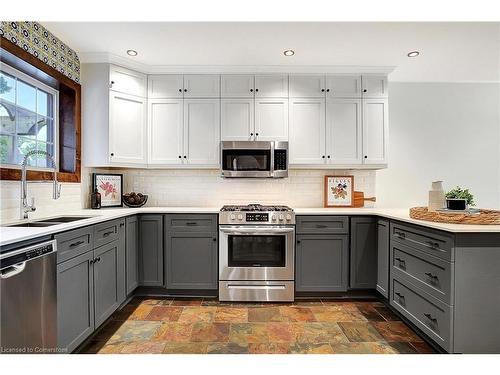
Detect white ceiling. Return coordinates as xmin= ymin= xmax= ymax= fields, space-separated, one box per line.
xmin=43 ymin=22 xmax=500 ymax=82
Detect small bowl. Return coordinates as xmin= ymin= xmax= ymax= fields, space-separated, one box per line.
xmin=123 ymin=194 xmax=148 ymax=208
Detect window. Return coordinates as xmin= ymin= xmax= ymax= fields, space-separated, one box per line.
xmin=0 ymin=63 xmax=58 ymax=169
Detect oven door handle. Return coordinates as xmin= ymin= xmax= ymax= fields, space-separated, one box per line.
xmin=219 ymin=227 xmax=295 ymax=235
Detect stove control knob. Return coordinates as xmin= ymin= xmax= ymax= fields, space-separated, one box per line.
xmin=237 ymin=214 xmax=243 ymax=220
xmin=230 ymin=214 xmax=236 ymax=220
xmin=286 ymin=214 xmax=292 ymax=221
xmin=279 ymin=214 xmax=284 ymax=221
xmin=271 ymin=215 xmax=277 ymax=221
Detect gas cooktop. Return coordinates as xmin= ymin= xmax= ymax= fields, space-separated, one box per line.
xmin=220 ymin=204 xmax=293 ymax=212
xmin=219 ymin=204 xmax=295 ymax=224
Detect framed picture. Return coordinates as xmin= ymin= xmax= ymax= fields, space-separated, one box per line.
xmin=324 ymin=175 xmax=354 ymax=207
xmin=92 ymin=173 xmax=123 ymax=208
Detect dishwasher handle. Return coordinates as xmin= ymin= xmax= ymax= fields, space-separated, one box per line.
xmin=0 ymin=262 xmax=26 ymax=279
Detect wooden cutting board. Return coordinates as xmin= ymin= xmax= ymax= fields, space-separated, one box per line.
xmin=353 ymin=191 xmax=376 ymax=208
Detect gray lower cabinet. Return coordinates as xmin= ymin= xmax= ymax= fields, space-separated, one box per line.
xmin=376 ymin=218 xmax=389 ymax=298
xmin=139 ymin=215 xmax=164 ymax=286
xmin=125 ymin=216 xmax=139 ymax=294
xmin=295 ymin=234 xmax=349 ymax=292
xmin=57 ymin=251 xmax=95 ymax=353
xmin=350 ymin=217 xmax=377 ymax=289
xmin=93 ymin=240 xmax=124 ymax=327
xmin=164 ymin=214 xmax=218 ymax=290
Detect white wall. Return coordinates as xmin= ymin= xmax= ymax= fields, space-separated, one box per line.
xmin=377 ymin=82 xmax=500 ymax=209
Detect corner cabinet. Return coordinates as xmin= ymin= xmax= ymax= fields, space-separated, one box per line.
xmin=138 ymin=215 xmax=164 ymax=287
xmin=349 ymin=217 xmax=377 ymax=289
xmin=82 ymin=64 xmax=147 ymax=167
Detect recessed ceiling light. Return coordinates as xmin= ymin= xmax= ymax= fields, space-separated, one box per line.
xmin=283 ymin=49 xmax=295 ymax=56
xmin=127 ymin=49 xmax=138 ymax=56
xmin=407 ymin=51 xmax=420 ymax=58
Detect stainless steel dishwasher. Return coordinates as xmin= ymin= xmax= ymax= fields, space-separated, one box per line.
xmin=0 ymin=239 xmax=57 ymax=353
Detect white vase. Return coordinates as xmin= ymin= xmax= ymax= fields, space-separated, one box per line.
xmin=428 ymin=180 xmax=445 ymax=212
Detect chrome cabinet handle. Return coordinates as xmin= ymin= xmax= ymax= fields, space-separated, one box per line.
xmin=69 ymin=240 xmax=85 ymax=248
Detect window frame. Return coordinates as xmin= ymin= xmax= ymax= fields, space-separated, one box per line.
xmin=1 ymin=62 xmax=60 ymax=172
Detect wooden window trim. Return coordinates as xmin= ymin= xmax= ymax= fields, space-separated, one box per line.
xmin=0 ymin=38 xmax=81 ymax=183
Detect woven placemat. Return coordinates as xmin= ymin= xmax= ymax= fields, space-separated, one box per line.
xmin=409 ymin=207 xmax=500 ymax=225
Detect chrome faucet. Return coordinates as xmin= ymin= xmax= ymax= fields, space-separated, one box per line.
xmin=20 ymin=150 xmax=61 ymax=220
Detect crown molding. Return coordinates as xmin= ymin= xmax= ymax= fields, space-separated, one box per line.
xmin=79 ymin=52 xmax=396 ymax=75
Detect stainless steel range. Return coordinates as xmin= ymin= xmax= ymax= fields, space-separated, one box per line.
xmin=219 ymin=204 xmax=295 ymax=302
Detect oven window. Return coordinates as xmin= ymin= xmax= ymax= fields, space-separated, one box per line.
xmin=222 ymin=149 xmax=270 ymax=171
xmin=228 ymin=235 xmax=286 ymax=267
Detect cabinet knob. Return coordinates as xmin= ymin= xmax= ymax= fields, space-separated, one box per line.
xmin=183 ymin=155 xmax=187 ymax=158
xmin=184 ymin=89 xmax=187 ymax=92
xmin=297 ymin=240 xmax=301 ymax=244
xmin=178 ymin=155 xmax=181 ymax=158
xmin=213 ymin=238 xmax=217 ymax=242
xmin=321 ymin=89 xmax=325 ymax=92
xmin=326 ymin=89 xmax=330 ymax=92
xmin=110 ymin=153 xmax=114 ymax=157
xmin=250 ymin=89 xmax=254 ymax=92
xmin=322 ymin=155 xmax=325 ymax=158
xmin=255 ymin=88 xmax=259 ymax=92
xmin=364 ymin=155 xmax=368 ymax=159
xmin=363 ymin=89 xmax=367 ymax=93
xmin=250 ymin=133 xmax=254 ymax=136
xmin=255 ymin=133 xmax=259 ymax=136
xmin=178 ymin=89 xmax=182 ymax=92
xmin=327 ymin=155 xmax=331 ymax=158
xmin=110 ymin=81 xmax=115 ymax=87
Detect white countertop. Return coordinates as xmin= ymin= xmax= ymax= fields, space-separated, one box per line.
xmin=1 ymin=206 xmax=498 ymax=247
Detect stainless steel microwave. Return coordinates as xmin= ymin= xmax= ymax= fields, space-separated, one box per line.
xmin=221 ymin=141 xmax=288 ymax=178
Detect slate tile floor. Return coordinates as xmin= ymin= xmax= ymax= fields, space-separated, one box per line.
xmin=81 ymin=297 xmax=436 ymax=354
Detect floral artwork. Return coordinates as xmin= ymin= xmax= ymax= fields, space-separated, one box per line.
xmin=93 ymin=174 xmax=123 ymax=207
xmin=325 ymin=176 xmax=354 ymax=207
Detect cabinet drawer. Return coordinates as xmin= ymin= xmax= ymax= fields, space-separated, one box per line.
xmin=296 ymin=216 xmax=349 ymax=234
xmin=94 ymin=219 xmax=124 ymax=248
xmin=391 ymin=221 xmax=454 ymax=261
xmin=55 ymin=226 xmax=94 ymax=263
xmin=391 ymin=278 xmax=452 ymax=352
xmin=164 ymin=214 xmax=217 ymax=233
xmin=392 ymin=241 xmax=453 ymax=304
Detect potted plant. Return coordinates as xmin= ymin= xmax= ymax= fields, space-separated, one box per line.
xmin=445 ymin=186 xmax=475 ymax=210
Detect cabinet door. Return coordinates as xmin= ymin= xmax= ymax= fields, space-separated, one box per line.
xmin=221 ymin=98 xmax=255 ymax=141
xmin=148 ymin=75 xmax=183 ymax=98
xmin=221 ymin=75 xmax=254 ymax=97
xmin=295 ymin=234 xmax=349 ymax=292
xmin=289 ymin=75 xmax=325 ymax=97
xmin=57 ymin=251 xmax=94 ymax=353
xmin=165 ymin=232 xmax=218 ymax=290
xmin=326 ymin=75 xmax=361 ymax=98
xmin=109 ymin=65 xmax=146 ymax=97
xmin=254 ymin=98 xmax=288 ymax=141
xmin=126 ymin=216 xmax=139 ymax=295
xmin=362 ymin=98 xmax=388 ymax=164
xmin=376 ymin=218 xmax=389 ymax=298
xmin=350 ymin=217 xmax=377 ymax=289
xmin=109 ymin=91 xmax=147 ymax=165
xmin=183 ymin=99 xmax=220 ymax=165
xmin=288 ymin=98 xmax=326 ymax=165
xmin=148 ymin=99 xmax=184 ymax=165
xmin=255 ymin=74 xmax=288 ymax=97
xmin=139 ymin=215 xmax=164 ymax=287
xmin=362 ymin=75 xmax=388 ymax=98
xmin=93 ymin=241 xmax=121 ymax=327
xmin=326 ymin=98 xmax=362 ymax=165
xmin=183 ymin=75 xmax=220 ymax=98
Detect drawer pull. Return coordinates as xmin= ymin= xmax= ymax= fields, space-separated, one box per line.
xmin=186 ymin=222 xmax=198 ymax=226
xmin=395 ymin=292 xmax=405 ymax=299
xmin=102 ymin=231 xmax=115 ymax=237
xmin=424 ymin=313 xmax=437 ymax=322
xmin=395 ymin=257 xmax=406 ymax=264
xmin=425 ymin=272 xmax=438 ymax=279
xmin=315 ymin=224 xmax=328 ymax=228
xmin=395 ymin=231 xmax=406 ymax=239
xmin=69 ymin=240 xmax=85 ymax=248
xmin=426 ymin=241 xmax=440 ymax=249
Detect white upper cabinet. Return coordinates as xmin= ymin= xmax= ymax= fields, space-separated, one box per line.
xmin=221 ymin=75 xmax=255 ymax=97
xmin=109 ymin=91 xmax=147 ymax=165
xmin=326 ymin=99 xmax=362 ymax=165
xmin=148 ymin=99 xmax=184 ymax=165
xmin=109 ymin=65 xmax=147 ymax=97
xmin=289 ymin=98 xmax=326 ymax=165
xmin=148 ymin=75 xmax=183 ymax=98
xmin=289 ymin=75 xmax=326 ymax=97
xmin=363 ymin=98 xmax=388 ymax=164
xmin=255 ymin=75 xmax=288 ymax=97
xmin=221 ymin=98 xmax=255 ymax=141
xmin=183 ymin=75 xmax=220 ymax=98
xmin=183 ymin=99 xmax=220 ymax=165
xmin=326 ymin=75 xmax=362 ymax=98
xmin=362 ymin=75 xmax=388 ymax=98
xmin=254 ymin=98 xmax=289 ymax=141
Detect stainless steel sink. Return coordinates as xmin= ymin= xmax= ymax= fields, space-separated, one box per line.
xmin=41 ymin=216 xmax=94 ymax=223
xmin=7 ymin=222 xmax=61 ymax=227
